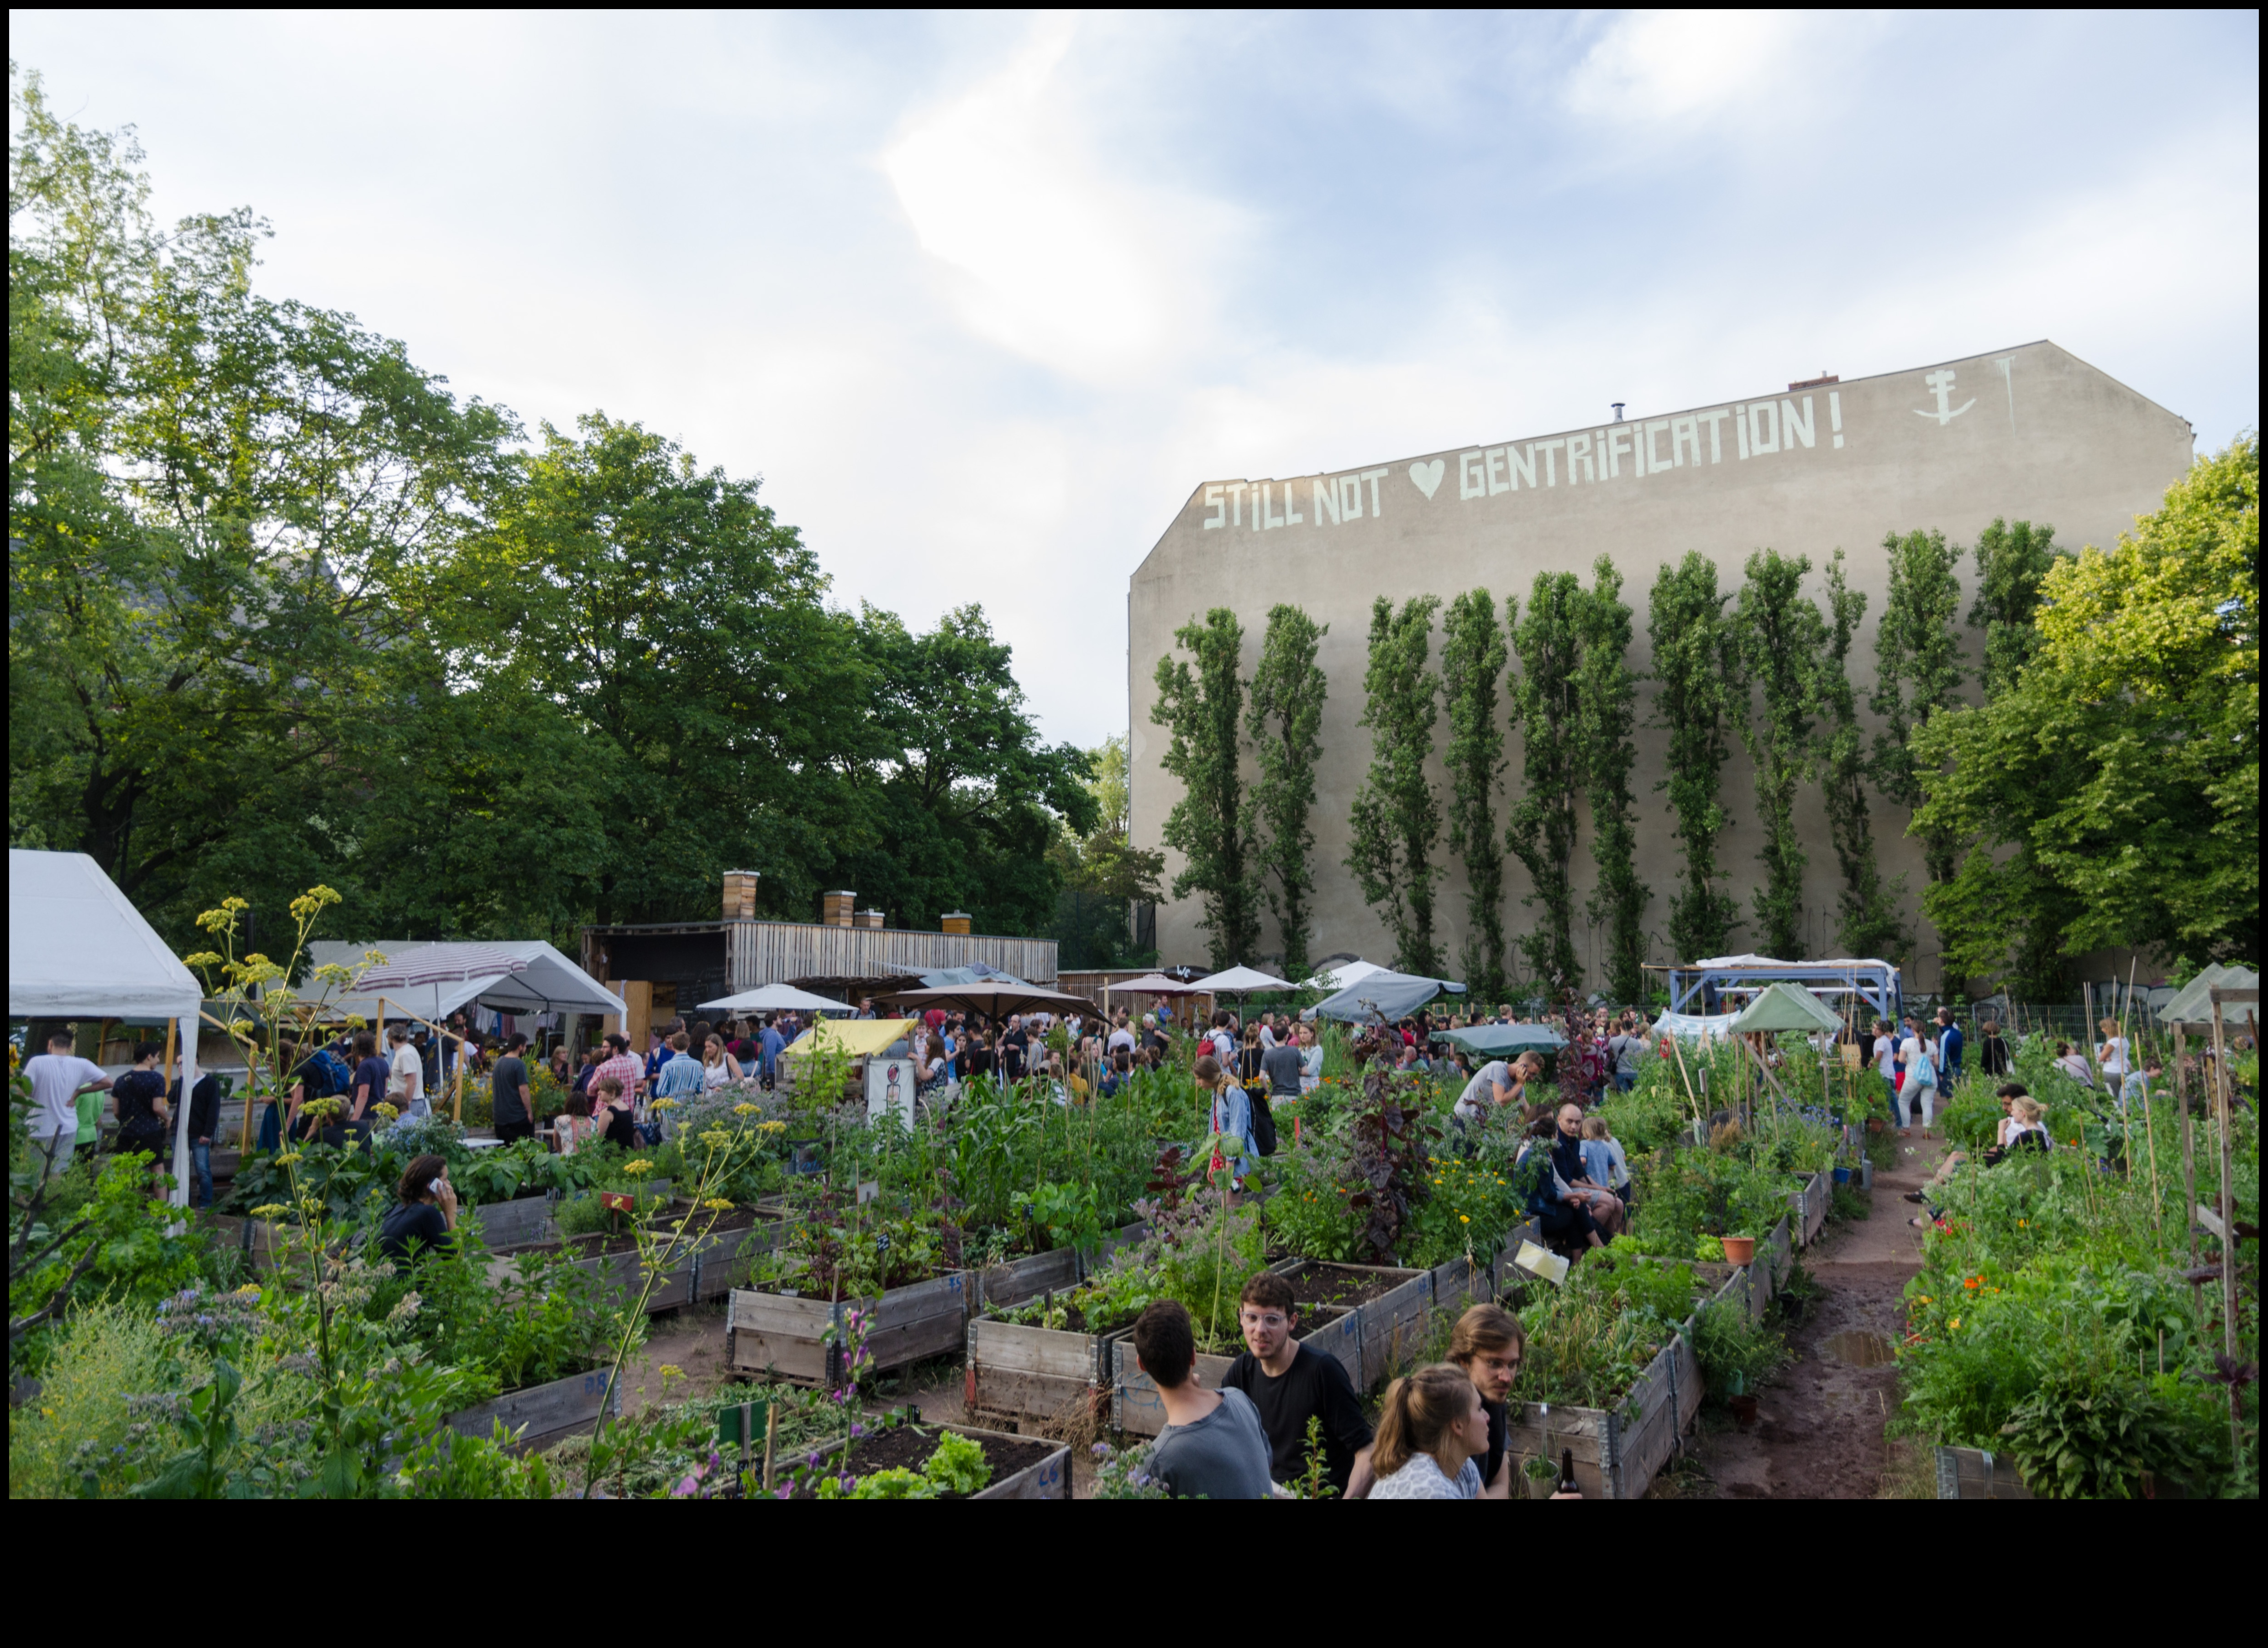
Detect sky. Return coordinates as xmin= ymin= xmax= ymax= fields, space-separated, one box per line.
xmin=11 ymin=10 xmax=2259 ymax=749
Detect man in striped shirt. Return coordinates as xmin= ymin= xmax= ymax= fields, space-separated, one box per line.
xmin=593 ymin=1032 xmax=647 ymax=1108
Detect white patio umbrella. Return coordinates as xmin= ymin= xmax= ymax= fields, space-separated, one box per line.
xmin=1103 ymin=972 xmax=1210 ymax=997
xmin=1191 ymin=965 xmax=1295 ymax=995
xmin=698 ymin=982 xmax=853 ymax=1015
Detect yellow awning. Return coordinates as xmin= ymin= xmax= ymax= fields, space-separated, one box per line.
xmin=781 ymin=1018 xmax=917 ymax=1060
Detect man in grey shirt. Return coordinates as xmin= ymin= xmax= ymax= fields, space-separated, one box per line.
xmin=1261 ymin=1036 xmax=1305 ymax=1099
xmin=1133 ymin=1301 xmax=1272 ymax=1499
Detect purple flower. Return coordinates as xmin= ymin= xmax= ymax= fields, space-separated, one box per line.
xmin=850 ymin=1423 xmax=865 ymax=1438
xmin=807 ymin=1451 xmax=823 ymax=1468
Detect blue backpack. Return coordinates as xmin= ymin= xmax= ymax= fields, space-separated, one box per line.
xmin=306 ymin=1048 xmax=354 ymax=1098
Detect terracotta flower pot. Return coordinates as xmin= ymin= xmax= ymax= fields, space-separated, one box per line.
xmin=1729 ymin=1394 xmax=1759 ymax=1429
xmin=1721 ymin=1235 xmax=1757 ymax=1266
xmin=1866 ymin=1118 xmax=1885 ymax=1134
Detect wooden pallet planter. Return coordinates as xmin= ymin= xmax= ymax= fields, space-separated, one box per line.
xmin=1785 ymin=1170 xmax=1829 ymax=1248
xmin=688 ymin=1216 xmax=790 ymax=1302
xmin=806 ymin=1419 xmax=1071 ymax=1499
xmin=965 ymin=1312 xmax=1125 ymax=1432
xmin=1270 ymin=1260 xmax=1428 ymax=1389
xmin=1503 ymin=1314 xmax=1703 ymax=1500
xmin=446 ymin=1365 xmax=619 ymax=1448
xmin=1109 ymin=1305 xmax=1354 ymax=1438
xmin=724 ymin=1271 xmax=971 ymax=1385
xmin=461 ymin=1195 xmax=555 ymax=1250
xmin=971 ymin=1246 xmax=1082 ymax=1313
xmin=1935 ymin=1445 xmax=2031 ymax=1499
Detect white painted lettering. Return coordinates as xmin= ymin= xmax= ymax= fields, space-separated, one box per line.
xmin=1283 ymin=480 xmax=1302 ymax=525
xmin=1312 ymin=477 xmax=1340 ymax=526
xmin=1486 ymin=446 xmax=1511 ymax=495
xmin=1670 ymin=415 xmax=1700 ymax=467
xmin=1361 ymin=466 xmax=1390 ymax=515
xmin=1203 ymin=484 xmax=1224 ymax=528
xmin=1748 ymin=400 xmax=1780 ymax=455
xmin=1508 ymin=443 xmax=1537 ymax=489
xmin=1700 ymin=409 xmax=1731 ymax=463
xmin=1342 ymin=474 xmax=1365 ymax=520
xmin=1535 ymin=439 xmax=1564 ymax=486
xmin=1460 ymin=450 xmax=1487 ymax=501
xmin=1644 ymin=418 xmax=1674 ymax=472
xmin=1829 ymin=390 xmax=1843 ymax=450
xmin=1567 ymin=431 xmax=1595 ymax=484
xmin=1735 ymin=405 xmax=1750 ymax=460
xmin=1228 ymin=481 xmax=1248 ymax=526
xmin=1263 ymin=482 xmax=1286 ymax=529
xmin=1780 ymin=396 xmax=1815 ymax=449
xmin=1604 ymin=425 xmax=1632 ymax=478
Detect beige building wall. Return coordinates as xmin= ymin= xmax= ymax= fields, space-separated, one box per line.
xmin=1127 ymin=341 xmax=2194 ymax=992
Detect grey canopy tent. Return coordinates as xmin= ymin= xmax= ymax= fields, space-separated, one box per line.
xmin=1727 ymin=982 xmax=1845 ymax=1035
xmin=9 ymin=850 xmax=205 ymax=1208
xmin=2159 ymin=965 xmax=2261 ymax=1027
xmin=1441 ymin=1022 xmax=1568 ymax=1057
xmin=1303 ymin=969 xmax=1468 ymax=1024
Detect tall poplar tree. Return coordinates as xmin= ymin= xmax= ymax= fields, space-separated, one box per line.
xmin=1648 ymin=553 xmax=1742 ymax=961
xmin=1346 ymin=596 xmax=1444 ymax=975
xmin=1244 ymin=604 xmax=1328 ymax=982
xmin=1817 ymin=549 xmax=1910 ymax=960
xmin=1871 ymin=527 xmax=1967 ymax=886
xmin=1574 ymin=558 xmax=1648 ymax=1001
xmin=1151 ymin=609 xmax=1259 ymax=968
xmin=1440 ymin=588 xmax=1512 ymax=1003
xmin=1507 ymin=572 xmax=1585 ymax=989
xmin=1734 ymin=549 xmax=1827 ymax=958
xmin=1967 ymin=518 xmax=2061 ymax=702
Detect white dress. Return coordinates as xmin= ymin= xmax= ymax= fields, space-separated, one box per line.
xmin=1367 ymin=1453 xmax=1482 ymax=1500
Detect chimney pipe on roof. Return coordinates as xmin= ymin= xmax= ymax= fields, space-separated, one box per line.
xmin=1611 ymin=403 xmax=1625 ymax=422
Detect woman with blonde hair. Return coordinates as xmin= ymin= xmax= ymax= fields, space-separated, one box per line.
xmin=2094 ymin=1017 xmax=2131 ymax=1086
xmin=1364 ymin=1364 xmax=1493 ymax=1499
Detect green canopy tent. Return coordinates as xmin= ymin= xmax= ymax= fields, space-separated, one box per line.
xmin=1727 ymin=982 xmax=1843 ymax=1035
xmin=1441 ymin=1023 xmax=1569 ymax=1058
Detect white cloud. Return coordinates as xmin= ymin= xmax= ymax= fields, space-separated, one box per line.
xmin=1564 ymin=10 xmax=1876 ymax=125
xmin=880 ymin=17 xmax=1238 ymax=383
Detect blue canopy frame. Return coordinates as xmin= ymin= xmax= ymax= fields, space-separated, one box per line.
xmin=1664 ymin=958 xmax=1903 ymax=1023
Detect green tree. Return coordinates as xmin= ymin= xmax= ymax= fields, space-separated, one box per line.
xmin=1817 ymin=549 xmax=1910 ymax=960
xmin=1575 ymin=558 xmax=1648 ymax=1001
xmin=1871 ymin=527 xmax=1967 ymax=887
xmin=1968 ymin=518 xmax=2063 ymax=702
xmin=1048 ymin=734 xmax=1167 ymax=965
xmin=1440 ymin=589 xmax=1511 ymax=1002
xmin=1152 ymin=609 xmax=1260 ymax=968
xmin=1347 ymin=596 xmax=1443 ymax=975
xmin=1244 ymin=605 xmax=1328 ymax=981
xmin=1733 ymin=549 xmax=1826 ymax=958
xmin=1508 ymin=573 xmax=1584 ymax=989
xmin=9 ymin=69 xmax=518 ymax=939
xmin=1915 ymin=437 xmax=2259 ymax=980
xmin=1648 ymin=553 xmax=1742 ymax=961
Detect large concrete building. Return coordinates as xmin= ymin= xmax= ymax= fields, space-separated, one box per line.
xmin=1127 ymin=341 xmax=2194 ymax=991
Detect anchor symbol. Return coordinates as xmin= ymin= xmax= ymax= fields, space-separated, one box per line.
xmin=1913 ymin=368 xmax=1975 ymax=425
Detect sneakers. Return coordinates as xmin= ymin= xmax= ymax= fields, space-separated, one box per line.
xmin=1902 ymin=1191 xmax=1927 ymax=1204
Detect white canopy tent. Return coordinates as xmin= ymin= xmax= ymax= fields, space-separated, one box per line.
xmin=1303 ymin=958 xmax=1392 ymax=994
xmin=9 ymin=850 xmax=204 ymax=1207
xmin=312 ymin=940 xmax=624 ymax=1026
xmin=1192 ymin=965 xmax=1295 ymax=996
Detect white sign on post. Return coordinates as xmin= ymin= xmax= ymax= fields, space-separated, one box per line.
xmin=866 ymin=1057 xmax=915 ymax=1128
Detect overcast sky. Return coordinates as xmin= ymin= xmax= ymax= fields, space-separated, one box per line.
xmin=13 ymin=10 xmax=2259 ymax=748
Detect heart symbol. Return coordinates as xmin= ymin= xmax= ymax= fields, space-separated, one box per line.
xmin=1408 ymin=459 xmax=1445 ymax=499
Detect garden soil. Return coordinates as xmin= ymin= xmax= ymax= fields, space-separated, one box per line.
xmin=1664 ymin=1134 xmax=1947 ymax=1499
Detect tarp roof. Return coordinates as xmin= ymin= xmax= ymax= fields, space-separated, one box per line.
xmin=2160 ymin=964 xmax=2262 ymax=1026
xmin=1653 ymin=1010 xmax=1737 ymax=1043
xmin=783 ymin=1018 xmax=916 ymax=1059
xmin=1687 ymin=954 xmax=1899 ymax=972
xmin=1728 ymin=981 xmax=1845 ymax=1034
xmin=8 ymin=850 xmax=202 ymax=1022
xmin=1303 ymin=968 xmax=1468 ymax=1023
xmin=311 ymin=940 xmax=622 ymax=1023
xmin=1442 ymin=1022 xmax=1569 ymax=1056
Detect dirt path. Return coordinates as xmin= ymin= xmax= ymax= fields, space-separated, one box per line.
xmin=1680 ymin=1131 xmax=1945 ymax=1498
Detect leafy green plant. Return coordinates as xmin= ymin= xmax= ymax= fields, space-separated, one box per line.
xmin=1691 ymin=1297 xmax=1787 ymax=1405
xmin=1998 ymin=1368 xmax=2205 ymax=1500
xmin=922 ymin=1429 xmax=993 ymax=1496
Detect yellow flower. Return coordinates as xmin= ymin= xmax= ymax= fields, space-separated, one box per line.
xmin=621 ymin=1160 xmax=655 ymax=1178
xmin=1948 ymin=1317 xmax=1961 ymax=1330
xmin=250 ymin=1203 xmax=291 ymax=1218
xmin=704 ymin=1197 xmax=734 ymax=1212
xmin=652 ymin=1097 xmax=681 ymax=1112
xmin=734 ymin=1102 xmax=760 ymax=1117
xmin=1460 ymin=1214 xmax=1471 ymax=1223
xmin=273 ymin=1152 xmax=303 ymax=1167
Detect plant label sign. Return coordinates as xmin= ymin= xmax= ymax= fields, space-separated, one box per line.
xmin=866 ymin=1057 xmax=916 ymax=1128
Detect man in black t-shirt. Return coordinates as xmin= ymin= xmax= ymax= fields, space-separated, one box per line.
xmin=999 ymin=1017 xmax=1029 ymax=1082
xmin=1221 ymin=1272 xmax=1375 ymax=1496
xmin=492 ymin=1032 xmax=535 ymax=1145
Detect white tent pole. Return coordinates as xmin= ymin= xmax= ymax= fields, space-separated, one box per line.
xmin=170 ymin=1012 xmax=199 ymax=1211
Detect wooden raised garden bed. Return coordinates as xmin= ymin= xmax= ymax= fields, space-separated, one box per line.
xmin=685 ymin=1211 xmax=789 ymax=1302
xmin=1503 ymin=1312 xmax=1704 ymax=1500
xmin=970 ymin=1246 xmax=1082 ymax=1313
xmin=446 ymin=1364 xmax=619 ymax=1448
xmin=1109 ymin=1304 xmax=1354 ymax=1438
xmin=1785 ymin=1170 xmax=1830 ymax=1248
xmin=724 ymin=1271 xmax=971 ymax=1385
xmin=460 ymin=1195 xmax=555 ymax=1250
xmin=796 ymin=1419 xmax=1069 ymax=1499
xmin=1270 ymin=1260 xmax=1426 ymax=1389
xmin=1934 ymin=1445 xmax=2031 ymax=1500
xmin=965 ymin=1311 xmax=1123 ymax=1433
